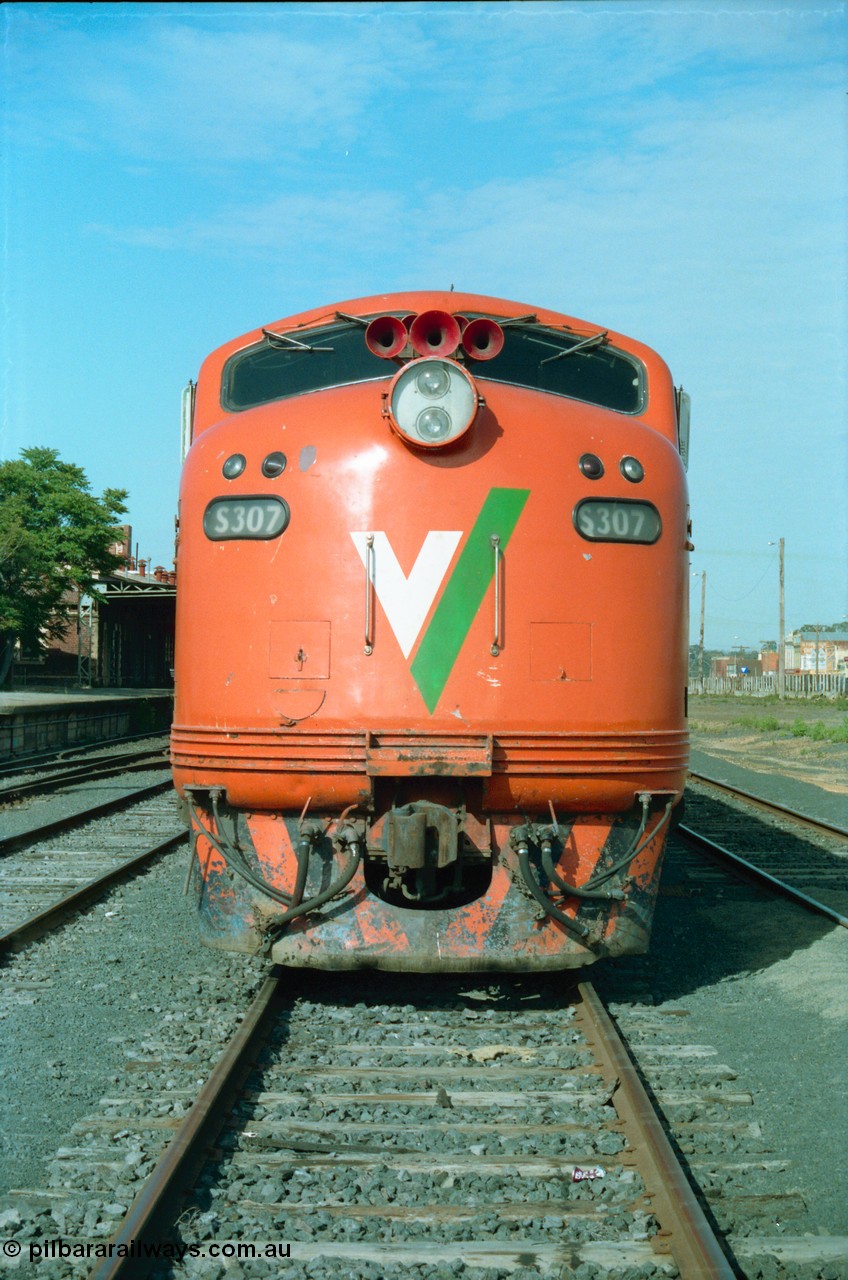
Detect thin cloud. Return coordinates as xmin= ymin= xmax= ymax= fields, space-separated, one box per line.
xmin=7 ymin=3 xmax=843 ymax=166
xmin=6 ymin=8 xmax=427 ymax=165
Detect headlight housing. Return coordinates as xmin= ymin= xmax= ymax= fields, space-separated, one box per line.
xmin=386 ymin=358 xmax=478 ymax=449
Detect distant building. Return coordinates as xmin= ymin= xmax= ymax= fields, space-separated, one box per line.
xmin=11 ymin=526 xmax=176 ymax=690
xmin=785 ymin=627 xmax=848 ymax=675
xmin=709 ymin=653 xmax=764 ymax=678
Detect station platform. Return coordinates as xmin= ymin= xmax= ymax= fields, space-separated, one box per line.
xmin=0 ymin=689 xmax=173 ymax=763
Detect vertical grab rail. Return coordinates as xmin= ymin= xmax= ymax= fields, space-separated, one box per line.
xmin=364 ymin=534 xmax=375 ymax=655
xmin=490 ymin=533 xmax=501 ymax=656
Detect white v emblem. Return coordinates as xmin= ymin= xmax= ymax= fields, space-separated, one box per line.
xmin=350 ymin=531 xmax=462 ymax=657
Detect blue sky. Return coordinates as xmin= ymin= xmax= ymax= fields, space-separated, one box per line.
xmin=2 ymin=0 xmax=846 ymax=650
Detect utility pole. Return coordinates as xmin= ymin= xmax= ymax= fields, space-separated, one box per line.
xmin=778 ymin=537 xmax=785 ymax=701
xmin=699 ymin=571 xmax=706 ymax=690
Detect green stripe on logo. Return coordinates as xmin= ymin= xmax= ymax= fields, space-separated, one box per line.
xmin=410 ymin=487 xmax=530 ymax=713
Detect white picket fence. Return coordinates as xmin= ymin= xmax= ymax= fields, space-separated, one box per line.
xmin=690 ymin=674 xmax=847 ymax=698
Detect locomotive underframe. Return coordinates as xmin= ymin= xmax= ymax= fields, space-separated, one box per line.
xmin=183 ymin=784 xmax=677 ymax=972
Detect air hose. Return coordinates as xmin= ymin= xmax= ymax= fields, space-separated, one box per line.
xmin=186 ymin=792 xmax=363 ymax=928
xmin=514 ymin=797 xmax=674 ymax=937
xmin=516 ymin=841 xmax=591 ymax=941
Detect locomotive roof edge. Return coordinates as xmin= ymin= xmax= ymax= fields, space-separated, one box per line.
xmin=192 ymin=289 xmax=679 ymax=441
xmin=203 ymin=290 xmax=669 ymax=366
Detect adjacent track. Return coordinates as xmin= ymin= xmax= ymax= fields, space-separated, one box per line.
xmin=0 ymin=788 xmax=186 ymax=951
xmin=0 ymin=740 xmax=170 ymax=805
xmin=0 ymin=778 xmax=174 ymax=855
xmin=0 ymin=732 xmax=171 ymax=782
xmin=683 ymin=771 xmax=848 ymax=928
xmin=688 ymin=769 xmax=848 ymax=840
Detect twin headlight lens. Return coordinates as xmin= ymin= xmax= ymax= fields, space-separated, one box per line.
xmin=387 ymin=358 xmax=478 ymax=449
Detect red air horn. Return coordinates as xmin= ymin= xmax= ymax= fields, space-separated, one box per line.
xmin=462 ymin=317 xmax=504 ymax=361
xmin=365 ymin=314 xmax=409 ymax=359
xmin=409 ymin=310 xmax=462 ymax=358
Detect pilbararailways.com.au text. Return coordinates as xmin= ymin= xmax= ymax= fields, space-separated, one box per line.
xmin=20 ymin=1240 xmax=292 ymax=1263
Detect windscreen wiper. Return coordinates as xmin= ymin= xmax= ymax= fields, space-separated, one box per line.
xmin=540 ymin=330 xmax=608 ymax=366
xmin=262 ymin=328 xmax=334 ymax=352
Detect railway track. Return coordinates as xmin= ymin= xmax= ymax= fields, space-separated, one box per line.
xmin=0 ymin=739 xmax=171 ymax=805
xmin=0 ymin=768 xmax=176 ymax=855
xmin=0 ymin=732 xmax=171 ymax=783
xmin=53 ymin=974 xmax=736 ymax=1279
xmin=0 ymin=788 xmax=186 ymax=950
xmin=1 ymin=766 xmax=845 ymax=1277
xmin=19 ymin=963 xmax=835 ymax=1280
xmin=683 ymin=772 xmax=848 ymax=927
xmin=5 ymin=949 xmax=842 ymax=1280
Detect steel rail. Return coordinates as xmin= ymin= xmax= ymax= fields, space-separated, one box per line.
xmin=678 ymin=822 xmax=848 ymax=929
xmin=0 ymin=829 xmax=187 ymax=952
xmin=89 ymin=970 xmax=284 ymax=1280
xmin=576 ymin=982 xmax=735 ymax=1279
xmin=92 ymin=975 xmax=734 ymax=1280
xmin=0 ymin=777 xmax=173 ymax=855
xmin=0 ymin=749 xmax=170 ymax=804
xmin=0 ymin=732 xmax=171 ymax=781
xmin=688 ymin=770 xmax=848 ymax=841
xmin=88 ymin=976 xmax=736 ymax=1278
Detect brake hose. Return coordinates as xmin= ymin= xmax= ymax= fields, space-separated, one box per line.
xmin=516 ymin=842 xmax=591 ymax=941
xmin=516 ymin=798 xmax=674 ymax=938
xmin=188 ymin=795 xmax=362 ymax=921
xmin=188 ymin=802 xmax=294 ymax=907
xmin=579 ymin=799 xmax=673 ymax=891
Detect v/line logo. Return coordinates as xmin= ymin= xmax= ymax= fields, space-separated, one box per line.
xmin=351 ymin=487 xmax=530 ymax=712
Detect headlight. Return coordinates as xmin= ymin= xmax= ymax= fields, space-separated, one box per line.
xmin=386 ymin=358 xmax=478 ymax=449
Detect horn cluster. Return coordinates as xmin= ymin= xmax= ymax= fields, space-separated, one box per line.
xmin=365 ymin=310 xmax=504 ymax=362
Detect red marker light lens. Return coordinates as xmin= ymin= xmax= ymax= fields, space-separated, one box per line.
xmin=579 ymin=453 xmax=604 ymax=479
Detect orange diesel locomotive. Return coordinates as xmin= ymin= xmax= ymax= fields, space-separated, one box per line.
xmin=172 ymin=291 xmax=691 ymax=971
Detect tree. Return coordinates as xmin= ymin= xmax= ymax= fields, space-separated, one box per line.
xmin=0 ymin=448 xmax=128 ymax=684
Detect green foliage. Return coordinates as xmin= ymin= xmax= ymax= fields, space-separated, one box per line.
xmin=733 ymin=714 xmax=781 ymax=732
xmin=721 ymin=709 xmax=848 ymax=743
xmin=787 ymin=718 xmax=848 ymax=742
xmin=0 ymin=448 xmax=128 ymax=667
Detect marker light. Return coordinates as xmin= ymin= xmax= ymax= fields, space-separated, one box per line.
xmin=222 ymin=454 xmax=246 ymax=479
xmin=387 ymin=357 xmax=478 ymax=449
xmin=262 ymin=451 xmax=287 ymax=478
xmin=620 ymin=455 xmax=645 ymax=483
xmin=579 ymin=453 xmax=604 ymax=479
